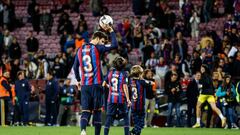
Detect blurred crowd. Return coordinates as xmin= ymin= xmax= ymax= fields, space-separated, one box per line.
xmin=0 ymin=0 xmax=240 ymax=128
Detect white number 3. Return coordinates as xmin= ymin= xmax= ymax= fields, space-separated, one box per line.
xmin=83 ymin=55 xmax=93 ymax=76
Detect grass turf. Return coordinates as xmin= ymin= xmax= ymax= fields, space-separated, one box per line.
xmin=0 ymin=127 xmax=239 ymax=135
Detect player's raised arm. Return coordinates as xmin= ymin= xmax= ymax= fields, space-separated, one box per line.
xmin=96 ymin=25 xmax=118 ymax=53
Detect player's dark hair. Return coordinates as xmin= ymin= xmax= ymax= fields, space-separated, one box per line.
xmin=113 ymin=56 xmax=126 ymax=71
xmin=92 ymin=31 xmax=108 ymax=41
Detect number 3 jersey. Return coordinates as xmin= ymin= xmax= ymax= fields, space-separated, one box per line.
xmin=129 ymin=79 xmax=150 ymax=111
xmin=104 ymin=69 xmax=128 ymax=104
xmin=74 ymin=44 xmax=103 ymax=85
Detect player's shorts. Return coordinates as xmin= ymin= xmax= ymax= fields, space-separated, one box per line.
xmin=81 ymin=85 xmax=103 ymax=111
xmin=107 ymin=103 xmax=128 ymax=119
xmin=198 ymin=94 xmax=215 ymax=103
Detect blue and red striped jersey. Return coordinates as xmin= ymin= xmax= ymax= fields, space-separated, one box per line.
xmin=75 ymin=44 xmax=102 ymax=85
xmin=73 ymin=32 xmax=118 ymax=86
xmin=105 ymin=69 xmax=128 ymax=104
xmin=129 ymin=78 xmax=150 ymax=111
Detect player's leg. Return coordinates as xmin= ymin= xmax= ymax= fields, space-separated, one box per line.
xmin=138 ymin=112 xmax=145 ymax=135
xmin=147 ymin=99 xmax=155 ymax=127
xmin=131 ymin=112 xmax=138 ymax=135
xmin=104 ymin=115 xmax=113 ymax=135
xmin=56 ymin=104 xmax=65 ymax=126
xmin=175 ymin=103 xmax=181 ymax=127
xmin=166 ymin=102 xmax=173 ymax=126
xmin=208 ymin=97 xmax=226 ymax=127
xmin=192 ymin=95 xmax=205 ymax=128
xmin=121 ymin=104 xmax=130 ymax=135
xmin=93 ymin=85 xmax=104 ymax=135
xmin=104 ymin=103 xmax=116 ymax=135
xmin=80 ymin=86 xmax=92 ymax=134
xmin=23 ymin=100 xmax=29 ymax=125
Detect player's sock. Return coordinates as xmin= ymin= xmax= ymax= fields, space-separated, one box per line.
xmin=196 ymin=117 xmax=200 ymax=124
xmin=104 ymin=115 xmax=113 ymax=135
xmin=123 ymin=113 xmax=130 ymax=135
xmin=219 ymin=114 xmax=224 ymax=120
xmin=81 ymin=112 xmax=91 ymax=131
xmin=93 ymin=111 xmax=102 ymax=135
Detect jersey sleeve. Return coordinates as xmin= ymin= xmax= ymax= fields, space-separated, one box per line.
xmin=73 ymin=49 xmax=81 ymax=82
xmin=95 ymin=32 xmax=118 ymax=53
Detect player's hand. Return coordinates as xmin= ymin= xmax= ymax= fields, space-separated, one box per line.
xmin=171 ymin=88 xmax=176 ymax=94
xmin=77 ymin=82 xmax=81 ymax=90
xmin=104 ymin=24 xmax=113 ymax=32
xmin=127 ymin=100 xmax=132 ymax=107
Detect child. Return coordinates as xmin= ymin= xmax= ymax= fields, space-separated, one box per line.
xmin=102 ymin=57 xmax=131 ymax=135
xmin=129 ymin=65 xmax=154 ymax=135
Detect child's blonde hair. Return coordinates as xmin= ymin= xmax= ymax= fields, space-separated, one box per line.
xmin=130 ymin=65 xmax=144 ymax=78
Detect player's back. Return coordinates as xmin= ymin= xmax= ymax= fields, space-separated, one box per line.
xmin=129 ymin=78 xmax=148 ymax=111
xmin=78 ymin=43 xmax=102 ymax=86
xmin=106 ymin=69 xmax=128 ymax=104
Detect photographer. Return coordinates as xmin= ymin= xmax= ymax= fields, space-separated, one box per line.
xmin=216 ymin=75 xmax=239 ymax=129
xmin=165 ymin=72 xmax=182 ymax=127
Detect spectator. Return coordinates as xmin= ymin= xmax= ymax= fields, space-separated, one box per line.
xmin=159 ymin=38 xmax=172 ymax=64
xmin=203 ymin=0 xmax=214 ymax=23
xmin=27 ymin=0 xmax=40 ymax=33
xmin=3 ymin=29 xmax=13 ymax=52
xmin=53 ymin=57 xmax=65 ymax=79
xmin=40 ymin=9 xmax=53 ymax=35
xmin=75 ymin=33 xmax=85 ymax=50
xmin=186 ymin=72 xmax=201 ymax=127
xmin=117 ymin=17 xmax=131 ymax=46
xmin=164 ymin=63 xmax=179 ymax=90
xmin=145 ymin=12 xmax=156 ymax=27
xmin=141 ymin=37 xmax=155 ymax=65
xmin=23 ymin=59 xmax=37 ymax=79
xmin=145 ymin=52 xmax=158 ymax=71
xmin=8 ymin=36 xmax=21 ymax=60
xmin=0 ymin=71 xmax=12 ymax=125
xmin=165 ymin=72 xmax=182 ymax=127
xmin=60 ymin=30 xmax=68 ymax=52
xmin=90 ymin=0 xmax=103 ymax=16
xmin=133 ymin=16 xmax=143 ymax=48
xmin=190 ymin=11 xmax=200 ymax=40
xmin=155 ymin=57 xmax=168 ymax=79
xmin=56 ymin=78 xmax=75 ymax=126
xmin=3 ymin=1 xmax=16 ymax=31
xmin=45 ymin=70 xmax=59 ymax=126
xmin=181 ymin=0 xmax=193 ymax=35
xmin=144 ymin=69 xmax=156 ymax=127
xmin=172 ymin=32 xmax=188 ymax=61
xmin=216 ymin=75 xmax=239 ymax=129
xmin=57 ymin=11 xmax=74 ymax=35
xmin=106 ymin=49 xmax=120 ymax=67
xmin=163 ymin=6 xmax=176 ymax=38
xmin=64 ymin=35 xmax=75 ymax=53
xmin=77 ymin=14 xmax=88 ymax=31
xmin=224 ymin=14 xmax=236 ymax=36
xmin=26 ymin=31 xmax=39 ymax=59
xmin=232 ymin=51 xmax=240 ymax=82
xmin=10 ymin=59 xmax=20 ymax=82
xmin=75 ymin=24 xmax=89 ymax=43
xmin=14 ymin=71 xmax=31 ymax=126
xmin=36 ymin=58 xmax=49 ymax=79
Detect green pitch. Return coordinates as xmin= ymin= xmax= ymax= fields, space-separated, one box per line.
xmin=0 ymin=127 xmax=239 ymax=135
